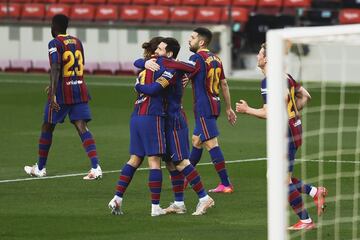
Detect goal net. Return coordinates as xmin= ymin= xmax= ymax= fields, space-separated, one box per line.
xmin=266 ymin=25 xmax=360 ymax=240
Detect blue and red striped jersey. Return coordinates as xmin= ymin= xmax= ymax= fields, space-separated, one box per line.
xmin=261 ymin=74 xmax=303 ymax=148
xmin=133 ymin=57 xmax=195 ymax=117
xmin=48 ymin=34 xmax=90 ymax=105
xmin=188 ymin=49 xmax=225 ymax=118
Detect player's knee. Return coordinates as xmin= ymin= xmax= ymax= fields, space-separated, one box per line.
xmin=192 ymin=135 xmax=202 ymax=148
xmin=128 ymin=155 xmax=143 ymax=168
xmin=204 ymin=138 xmax=219 ymax=151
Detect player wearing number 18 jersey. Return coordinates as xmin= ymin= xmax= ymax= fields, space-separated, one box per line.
xmin=187 ymin=27 xmax=237 ymax=193
xmin=24 ymin=14 xmax=102 ymax=180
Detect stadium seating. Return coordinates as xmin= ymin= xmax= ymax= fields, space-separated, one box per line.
xmin=221 ymin=7 xmax=249 ymax=24
xmin=0 ymin=3 xmax=21 ymax=19
xmin=195 ymin=7 xmax=222 ymax=23
xmin=339 ymin=8 xmax=360 ymax=24
xmin=157 ymin=0 xmax=181 ymax=6
xmin=232 ymin=0 xmax=258 ymax=9
xmin=107 ymin=0 xmax=132 ymax=4
xmin=145 ymin=6 xmax=169 ymax=22
xmin=256 ymin=0 xmax=282 ymax=15
xmin=170 ymin=6 xmax=195 ymax=23
xmin=33 ymin=0 xmax=57 ymax=3
xmin=182 ymin=0 xmax=208 ymax=6
xmin=10 ymin=0 xmax=32 ymax=2
xmin=58 ymin=0 xmax=82 ymax=3
xmin=283 ymin=0 xmax=312 ymax=15
xmin=84 ymin=62 xmax=98 ymax=74
xmin=21 ymin=3 xmax=46 ymax=20
xmin=0 ymin=59 xmax=10 ymax=72
xmin=29 ymin=60 xmax=50 ymax=73
xmin=7 ymin=59 xmax=32 ymax=72
xmin=95 ymin=5 xmax=118 ymax=21
xmin=95 ymin=61 xmax=120 ymax=75
xmin=120 ymin=5 xmax=145 ymax=21
xmin=70 ymin=5 xmax=95 ymax=21
xmin=46 ymin=4 xmax=70 ymax=19
xmin=133 ymin=0 xmax=156 ymax=5
xmin=207 ymin=0 xmax=232 ymax=6
xmin=83 ymin=0 xmax=107 ymax=4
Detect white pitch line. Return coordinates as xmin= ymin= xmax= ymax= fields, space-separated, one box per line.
xmin=0 ymin=157 xmax=358 ymax=184
xmin=0 ymin=157 xmax=266 ymax=184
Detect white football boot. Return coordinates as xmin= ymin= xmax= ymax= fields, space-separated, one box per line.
xmin=151 ymin=204 xmax=166 ymax=217
xmin=164 ymin=202 xmax=187 ymax=214
xmin=192 ymin=196 xmax=215 ymax=216
xmin=83 ymin=165 xmax=102 ymax=180
xmin=108 ymin=196 xmax=123 ymax=215
xmin=24 ymin=164 xmax=46 ymax=177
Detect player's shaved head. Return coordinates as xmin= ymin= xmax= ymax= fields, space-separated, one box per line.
xmin=142 ymin=36 xmax=164 ymax=59
xmin=193 ymin=27 xmax=212 ymax=46
xmin=161 ymin=37 xmax=180 ymax=59
xmin=51 ymin=14 xmax=68 ymax=36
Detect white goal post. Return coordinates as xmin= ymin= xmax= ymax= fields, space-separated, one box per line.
xmin=266 ymin=24 xmax=360 ymax=240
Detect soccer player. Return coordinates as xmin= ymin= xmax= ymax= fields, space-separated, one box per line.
xmin=186 ymin=27 xmax=237 ymax=193
xmin=24 ymin=14 xmax=102 ymax=180
xmin=108 ymin=37 xmax=168 ymax=217
xmin=235 ymin=43 xmax=328 ymax=230
xmin=135 ymin=37 xmax=215 ymax=216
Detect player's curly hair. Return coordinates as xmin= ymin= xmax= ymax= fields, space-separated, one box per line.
xmin=142 ymin=36 xmax=164 ymax=59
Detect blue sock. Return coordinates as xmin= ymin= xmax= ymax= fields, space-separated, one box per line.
xmin=289 ymin=183 xmax=309 ymax=220
xmin=80 ymin=131 xmax=99 ymax=169
xmin=189 ymin=147 xmax=203 ymax=167
xmin=116 ymin=164 xmax=137 ymax=197
xmin=148 ymin=169 xmax=162 ymax=204
xmin=209 ymin=146 xmax=231 ymax=186
xmin=38 ymin=132 xmax=53 ymax=170
xmin=292 ymin=177 xmax=313 ymax=195
xmin=182 ymin=164 xmax=206 ymax=199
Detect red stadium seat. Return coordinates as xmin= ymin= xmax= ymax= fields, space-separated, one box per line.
xmin=133 ymin=0 xmax=156 ymax=4
xmin=170 ymin=6 xmax=195 ymax=23
xmin=22 ymin=3 xmax=46 ymax=20
xmin=157 ymin=0 xmax=181 ymax=5
xmin=58 ymin=0 xmax=82 ymax=4
xmin=145 ymin=6 xmax=169 ymax=22
xmin=283 ymin=0 xmax=311 ymax=15
xmin=339 ymin=8 xmax=360 ymax=24
xmin=95 ymin=5 xmax=118 ymax=21
xmin=232 ymin=0 xmax=257 ymax=9
xmin=107 ymin=0 xmax=132 ymax=4
xmin=120 ymin=5 xmax=144 ymax=21
xmin=10 ymin=0 xmax=32 ymax=3
xmin=70 ymin=5 xmax=95 ymax=21
xmin=182 ymin=0 xmax=207 ymax=6
xmin=207 ymin=0 xmax=231 ymax=6
xmin=221 ymin=7 xmax=249 ymax=23
xmin=257 ymin=0 xmax=282 ymax=14
xmin=0 ymin=3 xmax=21 ymax=19
xmin=46 ymin=4 xmax=70 ymax=19
xmin=83 ymin=0 xmax=107 ymax=4
xmin=33 ymin=0 xmax=58 ymax=3
xmin=195 ymin=7 xmax=221 ymax=23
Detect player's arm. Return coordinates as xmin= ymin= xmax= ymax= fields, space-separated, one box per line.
xmin=134 ymin=58 xmax=160 ymax=71
xmin=220 ymin=75 xmax=237 ymax=125
xmin=236 ymin=100 xmax=267 ymax=119
xmin=295 ymin=86 xmax=311 ymax=111
xmin=186 ymin=55 xmax=201 ymax=81
xmin=48 ymin=41 xmax=61 ymax=111
xmin=135 ymin=70 xmax=172 ymax=96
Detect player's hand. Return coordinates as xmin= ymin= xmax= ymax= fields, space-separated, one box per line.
xmin=182 ymin=75 xmax=190 ymax=88
xmin=145 ymin=59 xmax=160 ymax=71
xmin=226 ymin=108 xmax=237 ymax=126
xmin=49 ymin=95 xmax=60 ymax=112
xmin=236 ymin=100 xmax=248 ymax=113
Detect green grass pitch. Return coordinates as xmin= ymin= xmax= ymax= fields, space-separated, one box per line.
xmin=0 ymin=72 xmax=359 ymax=240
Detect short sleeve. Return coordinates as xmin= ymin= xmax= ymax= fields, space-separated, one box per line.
xmin=48 ymin=39 xmax=60 ymax=65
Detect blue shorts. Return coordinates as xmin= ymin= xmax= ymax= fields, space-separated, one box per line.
xmin=165 ymin=116 xmax=190 ymax=162
xmin=129 ymin=115 xmax=166 ymax=157
xmin=43 ymin=102 xmax=91 ymax=124
xmin=288 ymin=141 xmax=297 ymax=173
xmin=193 ymin=116 xmax=219 ymax=142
